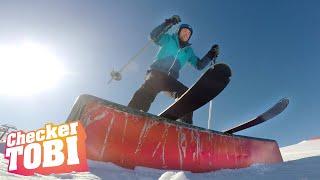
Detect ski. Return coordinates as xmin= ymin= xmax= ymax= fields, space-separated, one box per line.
xmin=159 ymin=63 xmax=231 ymax=120
xmin=224 ymin=98 xmax=289 ymax=134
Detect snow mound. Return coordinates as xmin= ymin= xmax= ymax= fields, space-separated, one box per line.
xmin=159 ymin=171 xmax=189 ymax=180
xmin=280 ymin=139 xmax=320 ymax=161
xmin=309 ymin=136 xmax=320 ymax=140
xmin=0 ymin=139 xmax=320 ymax=179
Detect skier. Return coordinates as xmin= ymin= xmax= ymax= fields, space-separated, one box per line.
xmin=128 ymin=15 xmax=219 ymax=124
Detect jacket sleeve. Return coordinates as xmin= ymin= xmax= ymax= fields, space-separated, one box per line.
xmin=188 ymin=49 xmax=213 ymax=70
xmin=150 ymin=22 xmax=172 ymax=46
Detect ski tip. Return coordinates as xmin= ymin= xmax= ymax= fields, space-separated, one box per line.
xmin=213 ymin=63 xmax=232 ymax=77
xmin=279 ymin=97 xmax=290 ymax=107
xmin=260 ymin=97 xmax=289 ymax=120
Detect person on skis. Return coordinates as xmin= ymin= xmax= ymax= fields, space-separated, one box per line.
xmin=128 ymin=15 xmax=219 ymax=124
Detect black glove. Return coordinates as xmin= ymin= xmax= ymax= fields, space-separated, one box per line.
xmin=206 ymin=44 xmax=219 ymax=59
xmin=165 ymin=15 xmax=181 ymax=25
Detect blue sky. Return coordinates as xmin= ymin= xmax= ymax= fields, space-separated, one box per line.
xmin=0 ymin=0 xmax=319 ymax=146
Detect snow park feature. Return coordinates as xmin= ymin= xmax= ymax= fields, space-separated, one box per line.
xmin=4 ymin=122 xmax=88 ymax=176
xmin=0 ymin=124 xmax=17 ymax=142
xmin=66 ymin=94 xmax=283 ymax=173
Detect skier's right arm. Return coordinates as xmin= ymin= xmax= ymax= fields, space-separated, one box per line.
xmin=150 ymin=15 xmax=181 ymax=46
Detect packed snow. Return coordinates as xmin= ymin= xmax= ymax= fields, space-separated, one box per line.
xmin=1 ymin=139 xmax=320 ymax=179
xmin=280 ymin=138 xmax=320 ymax=161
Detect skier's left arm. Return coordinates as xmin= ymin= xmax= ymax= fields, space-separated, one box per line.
xmin=189 ymin=45 xmax=219 ymax=70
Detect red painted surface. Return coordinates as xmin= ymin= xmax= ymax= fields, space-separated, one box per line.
xmin=69 ymin=95 xmax=283 ymax=172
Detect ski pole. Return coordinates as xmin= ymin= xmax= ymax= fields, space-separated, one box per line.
xmin=208 ymin=100 xmax=213 ymax=129
xmin=107 ymin=24 xmax=178 ymax=85
xmin=107 ymin=40 xmax=153 ymax=85
xmin=208 ymin=56 xmax=217 ymax=129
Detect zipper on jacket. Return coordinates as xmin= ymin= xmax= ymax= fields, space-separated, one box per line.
xmin=168 ymin=46 xmax=188 ymax=77
xmin=168 ymin=48 xmax=181 ymax=76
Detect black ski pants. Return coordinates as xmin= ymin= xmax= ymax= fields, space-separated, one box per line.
xmin=128 ymin=70 xmax=193 ymax=124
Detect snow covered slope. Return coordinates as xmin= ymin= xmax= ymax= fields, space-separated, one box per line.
xmin=280 ymin=138 xmax=320 ymax=161
xmin=1 ymin=139 xmax=320 ymax=179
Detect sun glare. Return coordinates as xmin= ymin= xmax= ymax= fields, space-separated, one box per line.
xmin=0 ymin=41 xmax=66 ymax=96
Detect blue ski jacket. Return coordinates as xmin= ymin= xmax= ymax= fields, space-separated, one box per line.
xmin=149 ymin=22 xmax=212 ymax=79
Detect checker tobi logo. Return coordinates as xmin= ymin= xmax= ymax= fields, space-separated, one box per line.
xmin=4 ymin=121 xmax=88 ymax=176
